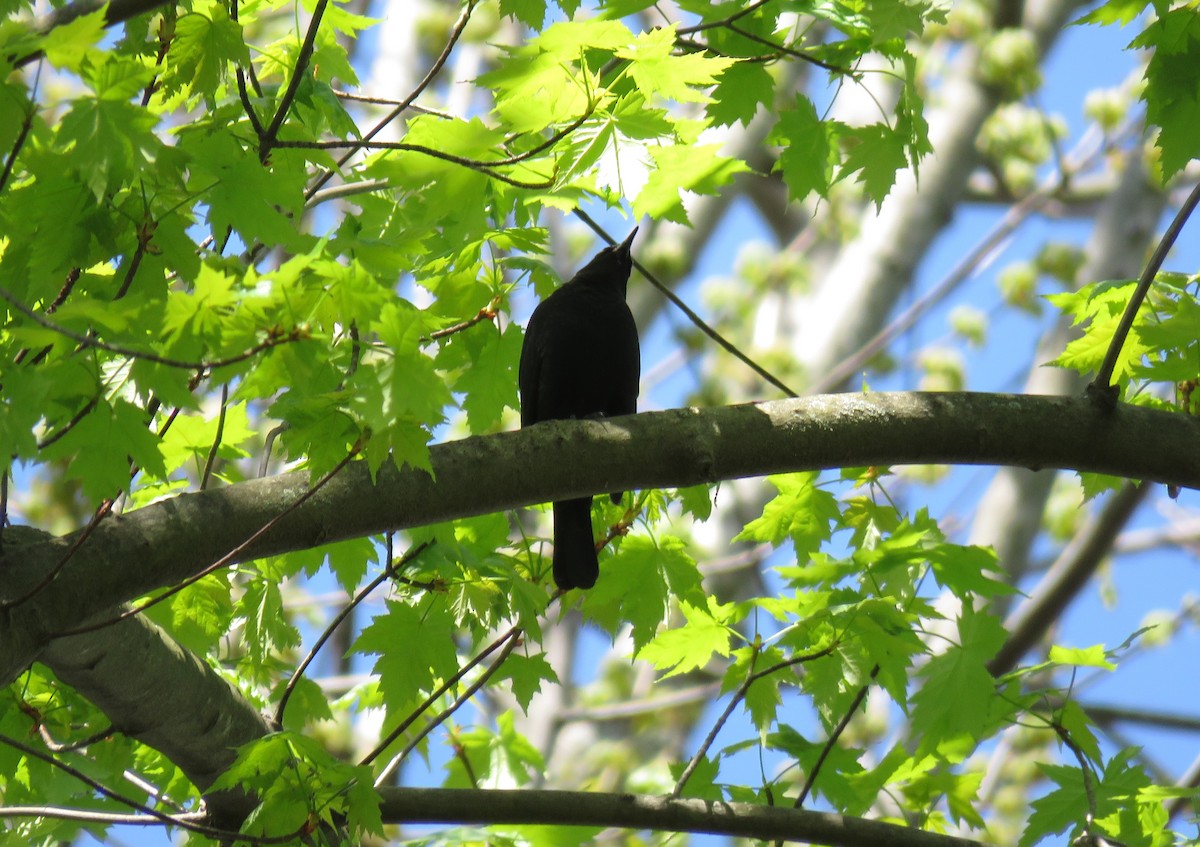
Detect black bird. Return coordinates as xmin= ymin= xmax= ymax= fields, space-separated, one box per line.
xmin=519 ymin=228 xmax=640 ymax=590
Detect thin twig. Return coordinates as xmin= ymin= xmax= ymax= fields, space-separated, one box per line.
xmin=420 ymin=299 xmax=500 ymax=345
xmin=375 ymin=628 xmax=522 ymax=786
xmin=0 ymin=806 xmax=207 ymax=826
xmin=260 ymin=0 xmax=331 ymax=151
xmin=1054 ymin=720 xmax=1099 ymax=824
xmin=363 ymin=623 xmax=522 ymax=776
xmin=37 ymin=722 xmax=115 ymax=753
xmin=306 ymin=0 xmax=477 ymax=200
xmin=274 ymin=539 xmax=434 ymax=726
xmin=305 ymin=178 xmax=390 ymax=208
xmin=330 ymin=88 xmax=453 ymax=119
xmin=51 ymin=442 xmax=362 ymax=637
xmin=1091 ymin=179 xmax=1200 ymax=399
xmin=724 ymin=22 xmax=849 ymax=74
xmin=676 ymin=0 xmax=775 ymax=36
xmin=35 ymin=395 xmax=99 ymax=451
xmin=674 ymin=644 xmax=837 ymax=798
xmin=0 ymin=283 xmax=308 ymax=370
xmin=1 ymin=496 xmax=115 ymax=610
xmin=276 ymin=139 xmax=554 ymax=189
xmin=0 ymin=72 xmax=37 ymax=194
xmin=199 ymin=382 xmax=229 ymax=490
xmin=572 ymin=209 xmax=799 ymax=397
xmin=0 ymin=732 xmax=299 ymax=843
xmin=792 ymin=665 xmax=879 ymax=810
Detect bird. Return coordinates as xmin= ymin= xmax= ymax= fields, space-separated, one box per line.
xmin=519 ymin=227 xmax=640 ymax=590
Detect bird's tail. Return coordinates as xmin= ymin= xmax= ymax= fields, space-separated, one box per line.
xmin=552 ymin=498 xmax=599 ymax=590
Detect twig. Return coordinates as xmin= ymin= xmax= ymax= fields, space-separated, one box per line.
xmin=793 ymin=665 xmax=879 ymax=809
xmin=51 ymin=442 xmax=362 ymax=637
xmin=274 ymin=538 xmax=433 ymax=726
xmin=305 ymin=178 xmax=390 ymax=208
xmin=259 ymin=0 xmax=331 ymax=153
xmin=724 ymin=22 xmax=849 ymax=75
xmin=362 ymin=623 xmax=521 ymax=776
xmin=0 ymin=74 xmax=37 ymax=194
xmin=676 ymin=0 xmax=776 ymax=36
xmin=674 ymin=644 xmax=837 ymax=798
xmin=275 ymin=139 xmax=554 ymax=189
xmin=35 ymin=395 xmax=100 ymax=451
xmin=0 ymin=806 xmax=207 ymax=826
xmin=1054 ymin=720 xmax=1099 ymax=827
xmin=198 ymin=382 xmax=229 ymax=490
xmin=37 ymin=722 xmax=115 ymax=753
xmin=1091 ymin=179 xmax=1200 ymax=401
xmin=376 ymin=628 xmax=521 ymax=785
xmin=0 ymin=732 xmax=299 ymax=843
xmin=306 ymin=0 xmax=478 ymax=200
xmin=420 ymin=300 xmax=500 ymax=345
xmin=0 ymin=283 xmax=309 ymax=370
xmin=1 ymin=496 xmax=115 ymax=610
xmin=572 ymin=209 xmax=798 ymax=397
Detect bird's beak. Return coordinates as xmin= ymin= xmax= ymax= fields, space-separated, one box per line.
xmin=617 ymin=227 xmax=638 ymax=255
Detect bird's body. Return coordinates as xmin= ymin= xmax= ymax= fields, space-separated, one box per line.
xmin=519 ymin=229 xmax=640 ymax=590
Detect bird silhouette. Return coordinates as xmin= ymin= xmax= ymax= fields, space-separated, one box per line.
xmin=519 ymin=228 xmax=640 ymax=590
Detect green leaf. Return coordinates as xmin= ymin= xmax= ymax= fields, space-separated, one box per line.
xmin=617 ymin=25 xmax=734 ymax=103
xmin=57 ymin=96 xmax=161 ymax=199
xmin=352 ymin=600 xmax=460 ymax=712
xmin=159 ymin=3 xmax=249 ymax=105
xmin=1133 ymin=8 xmax=1200 ymax=179
xmin=1049 ymin=643 xmax=1117 ymax=670
xmin=181 ymin=129 xmax=309 ymax=250
xmin=708 ymin=61 xmax=774 ymax=127
xmin=582 ymin=534 xmax=704 ymax=653
xmin=447 ymin=324 xmax=521 ymax=432
xmin=495 ymin=653 xmax=558 ymax=713
xmin=1021 ymin=762 xmax=1090 ymax=847
xmin=926 ymin=537 xmax=1013 ymax=599
xmin=500 ymin=0 xmax=547 ymax=28
xmin=735 ymin=472 xmax=840 ymax=562
xmin=839 ymin=123 xmax=908 ymax=208
xmin=39 ymin=7 xmax=107 ymax=71
xmin=637 ymin=597 xmax=736 ymax=678
xmin=237 ymin=578 xmax=300 ymax=681
xmin=211 ymin=733 xmax=383 ymax=839
xmin=676 ymin=483 xmax=715 ymax=521
xmin=1075 ymin=0 xmax=1152 ymax=27
xmin=769 ymin=95 xmax=834 ymax=201
xmin=40 ymin=399 xmax=167 ymax=501
xmin=1057 ymin=700 xmax=1103 ymax=766
xmin=668 ymin=753 xmax=721 ymax=800
xmin=635 ymin=142 xmax=750 ymax=224
xmin=445 ymin=712 xmax=545 ymax=788
xmin=909 ymin=605 xmax=1007 ymax=756
xmin=274 ymin=677 xmax=335 ymax=731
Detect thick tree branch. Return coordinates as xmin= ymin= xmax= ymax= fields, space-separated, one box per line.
xmin=377 ymin=787 xmax=993 ymax=847
xmin=4 ymin=392 xmax=1200 ymax=685
xmin=40 ymin=615 xmax=270 ymax=826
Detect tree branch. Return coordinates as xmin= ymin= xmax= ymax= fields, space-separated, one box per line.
xmin=988 ymin=481 xmax=1148 ymax=675
xmin=376 ymin=787 xmax=995 ymax=847
xmin=5 ymin=392 xmax=1200 ymax=685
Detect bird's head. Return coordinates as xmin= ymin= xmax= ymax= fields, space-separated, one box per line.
xmin=572 ymin=227 xmax=638 ymax=291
